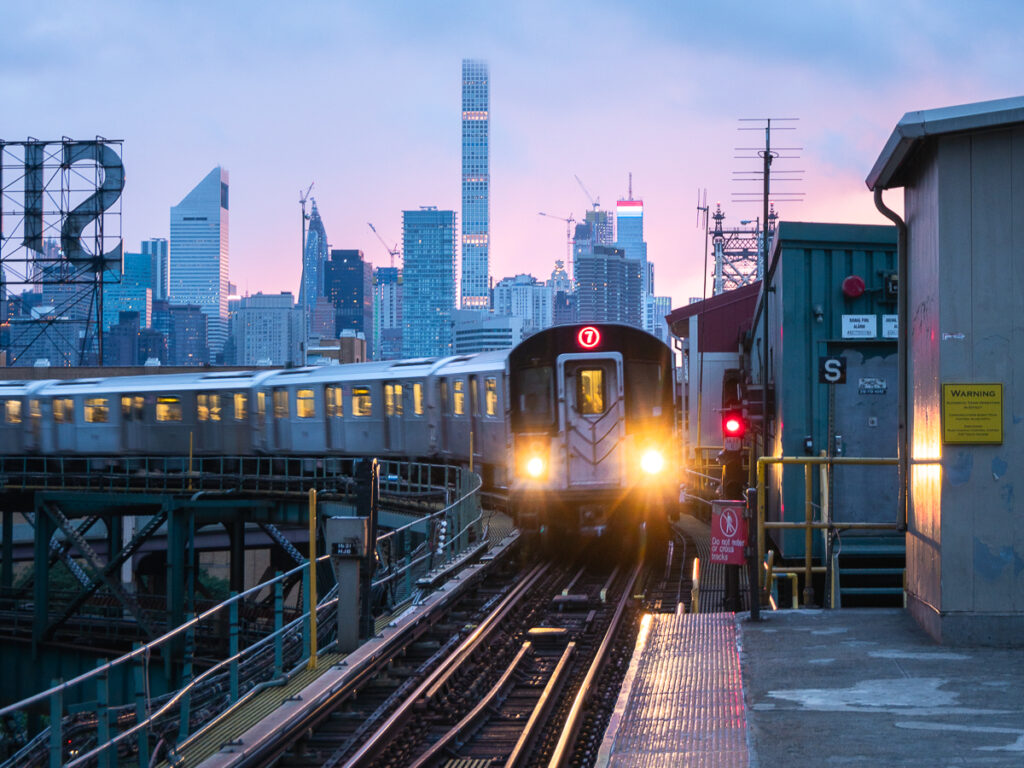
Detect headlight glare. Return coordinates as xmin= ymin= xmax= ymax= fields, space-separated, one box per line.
xmin=640 ymin=449 xmax=665 ymax=475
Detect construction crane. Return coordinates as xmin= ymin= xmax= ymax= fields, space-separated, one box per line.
xmin=538 ymin=211 xmax=576 ymax=278
xmin=574 ymin=175 xmax=600 ymax=210
xmin=298 ymin=182 xmax=314 ymax=305
xmin=368 ymin=222 xmax=400 ymax=267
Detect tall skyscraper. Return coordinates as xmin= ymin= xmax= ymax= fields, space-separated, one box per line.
xmin=299 ymin=200 xmax=328 ymax=328
xmin=169 ymin=167 xmax=230 ymax=356
xmin=373 ymin=266 xmax=403 ymax=360
xmin=402 ymin=207 xmax=456 ymax=358
xmin=461 ymin=59 xmax=490 ymax=309
xmin=141 ymin=237 xmax=169 ymax=300
xmin=324 ymin=249 xmax=374 ymax=356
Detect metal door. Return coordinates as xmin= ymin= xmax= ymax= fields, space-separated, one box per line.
xmin=829 ymin=349 xmax=899 ymax=526
xmin=557 ymin=353 xmax=624 ymax=487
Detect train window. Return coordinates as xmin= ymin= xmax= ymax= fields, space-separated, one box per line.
xmin=273 ymin=389 xmax=289 ymax=419
xmin=122 ymin=395 xmax=144 ymax=421
xmin=485 ymin=378 xmax=498 ymax=417
xmin=516 ymin=367 xmax=553 ymax=428
xmin=577 ymin=369 xmax=605 ymax=415
xmin=30 ymin=399 xmax=41 ymax=422
xmin=257 ymin=392 xmax=267 ymax=420
xmin=352 ymin=387 xmax=372 ymax=417
xmin=296 ymin=389 xmax=316 ymax=419
xmin=156 ymin=396 xmax=182 ymax=422
xmin=5 ymin=400 xmax=22 ymax=424
xmin=413 ymin=382 xmax=424 ymax=416
xmin=197 ymin=393 xmax=221 ymax=422
xmin=440 ymin=380 xmax=448 ymax=415
xmin=53 ymin=398 xmax=73 ymax=423
xmin=626 ymin=362 xmax=664 ymax=422
xmin=385 ymin=383 xmax=403 ymax=416
xmin=453 ymin=380 xmax=465 ymax=416
xmin=326 ymin=386 xmax=343 ymax=418
xmin=470 ymin=378 xmax=479 ymax=415
xmin=234 ymin=393 xmax=247 ymax=421
xmin=84 ymin=397 xmax=109 ymax=423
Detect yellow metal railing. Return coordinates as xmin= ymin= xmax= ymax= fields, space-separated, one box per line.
xmin=756 ymin=455 xmax=900 ymax=607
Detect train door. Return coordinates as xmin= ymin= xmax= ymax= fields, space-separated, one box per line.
xmin=557 ymin=353 xmax=625 ymax=487
xmin=196 ymin=391 xmax=225 ymax=454
xmin=120 ymin=394 xmax=146 ymax=452
xmin=325 ymin=385 xmax=343 ymax=451
xmin=53 ymin=396 xmax=77 ymax=452
xmin=254 ymin=391 xmax=269 ymax=451
xmin=383 ymin=382 xmax=403 ymax=453
xmin=272 ymin=387 xmax=291 ymax=451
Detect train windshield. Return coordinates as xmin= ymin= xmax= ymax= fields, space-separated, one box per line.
xmin=625 ymin=362 xmax=665 ymax=425
xmin=577 ymin=369 xmax=606 ymax=415
xmin=516 ymin=366 xmax=554 ymax=429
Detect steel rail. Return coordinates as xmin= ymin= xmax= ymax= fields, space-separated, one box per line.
xmin=341 ymin=562 xmax=551 ymax=768
xmin=406 ymin=641 xmax=536 ymax=768
xmin=504 ymin=642 xmax=577 ymax=768
xmin=546 ymin=561 xmax=642 ymax=768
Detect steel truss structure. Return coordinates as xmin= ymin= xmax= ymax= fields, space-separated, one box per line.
xmin=710 ymin=203 xmax=778 ymax=295
xmin=0 ymin=138 xmax=124 ymax=366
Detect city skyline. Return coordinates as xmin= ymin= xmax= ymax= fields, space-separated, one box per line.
xmin=3 ymin=2 xmax=1023 ymax=308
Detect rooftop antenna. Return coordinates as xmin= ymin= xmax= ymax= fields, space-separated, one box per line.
xmin=628 ymin=172 xmax=633 ymax=200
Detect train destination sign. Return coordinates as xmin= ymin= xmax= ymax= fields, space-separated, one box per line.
xmin=710 ymin=501 xmax=747 ymax=565
xmin=942 ymin=383 xmax=1003 ymax=444
xmin=577 ymin=326 xmax=601 ymax=349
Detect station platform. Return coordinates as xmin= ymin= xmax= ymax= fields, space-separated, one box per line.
xmin=597 ymin=609 xmax=1024 ymax=766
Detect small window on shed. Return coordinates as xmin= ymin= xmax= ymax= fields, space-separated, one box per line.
xmin=326 ymin=385 xmax=343 ymax=418
xmin=85 ymin=397 xmax=109 ymax=423
xmin=413 ymin=382 xmax=424 ymax=416
xmin=5 ymin=400 xmax=22 ymax=424
xmin=485 ymin=377 xmax=498 ymax=417
xmin=352 ymin=387 xmax=372 ymax=416
xmin=234 ymin=393 xmax=248 ymax=421
xmin=296 ymin=389 xmax=316 ymax=419
xmin=53 ymin=398 xmax=73 ymax=424
xmin=273 ymin=389 xmax=289 ymax=419
xmin=157 ymin=396 xmax=182 ymax=422
xmin=453 ymin=380 xmax=465 ymax=416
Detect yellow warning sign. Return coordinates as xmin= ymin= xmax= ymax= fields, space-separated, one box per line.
xmin=942 ymin=383 xmax=1003 ymax=444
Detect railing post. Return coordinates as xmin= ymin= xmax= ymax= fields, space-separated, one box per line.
xmin=746 ymin=487 xmax=760 ymax=621
xmin=307 ymin=488 xmax=318 ymax=671
xmin=803 ymin=463 xmax=815 ymax=607
xmin=134 ymin=644 xmax=150 ymax=768
xmin=230 ymin=591 xmax=240 ymax=701
xmin=756 ymin=458 xmax=766 ymax=590
xmin=48 ymin=678 xmax=62 ymax=768
xmin=274 ymin=575 xmax=283 ymax=676
xmin=95 ymin=660 xmax=111 ymax=768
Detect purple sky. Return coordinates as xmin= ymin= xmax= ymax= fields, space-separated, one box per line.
xmin=4 ymin=1 xmax=1023 ymax=307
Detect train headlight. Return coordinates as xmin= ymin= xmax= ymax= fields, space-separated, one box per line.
xmin=526 ymin=456 xmax=546 ymax=478
xmin=640 ymin=449 xmax=665 ymax=475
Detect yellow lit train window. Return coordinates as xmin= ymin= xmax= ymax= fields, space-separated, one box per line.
xmin=577 ymin=369 xmax=605 ymax=415
xmin=413 ymin=383 xmax=424 ymax=416
xmin=5 ymin=400 xmax=22 ymax=424
xmin=53 ymin=398 xmax=73 ymax=424
xmin=197 ymin=394 xmax=210 ymax=421
xmin=84 ymin=398 xmax=109 ymax=423
xmin=122 ymin=395 xmax=144 ymax=421
xmin=352 ymin=387 xmax=372 ymax=417
xmin=296 ymin=389 xmax=316 ymax=419
xmin=257 ymin=392 xmax=266 ymax=419
xmin=453 ymin=380 xmax=465 ymax=416
xmin=385 ymin=384 xmax=403 ymax=416
xmin=485 ymin=377 xmax=498 ymax=416
xmin=157 ymin=396 xmax=182 ymax=422
xmin=393 ymin=384 xmax=403 ymax=416
xmin=326 ymin=385 xmax=343 ymax=418
xmin=470 ymin=378 xmax=478 ymax=415
xmin=30 ymin=399 xmax=41 ymax=421
xmin=234 ymin=392 xmax=247 ymax=421
xmin=209 ymin=393 xmax=221 ymax=421
xmin=273 ymin=389 xmax=289 ymax=419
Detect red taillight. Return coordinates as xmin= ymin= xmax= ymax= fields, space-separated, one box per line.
xmin=722 ymin=410 xmax=746 ymax=438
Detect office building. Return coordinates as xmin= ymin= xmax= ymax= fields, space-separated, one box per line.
xmin=576 ymin=244 xmax=642 ymax=326
xmin=102 ymin=252 xmax=153 ymax=330
xmin=645 ymin=295 xmax=673 ymax=344
xmin=141 ymin=237 xmax=169 ymax=300
xmin=169 ymin=167 xmax=230 ymax=356
xmin=451 ymin=309 xmax=521 ymax=353
xmin=461 ymin=59 xmax=490 ymax=309
xmin=402 ymin=208 xmax=456 ymax=358
xmin=493 ymin=274 xmax=553 ymax=336
xmin=230 ymin=292 xmax=303 ymax=366
xmin=300 ymin=200 xmax=328 ymax=329
xmin=373 ymin=266 xmax=402 ymax=360
xmin=324 ymin=249 xmax=374 ymax=356
xmin=167 ymin=304 xmax=209 ymax=366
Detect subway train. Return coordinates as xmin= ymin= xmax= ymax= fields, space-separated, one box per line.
xmin=0 ymin=323 xmax=678 ymax=536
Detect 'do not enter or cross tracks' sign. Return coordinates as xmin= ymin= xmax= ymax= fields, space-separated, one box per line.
xmin=711 ymin=500 xmax=748 ymax=565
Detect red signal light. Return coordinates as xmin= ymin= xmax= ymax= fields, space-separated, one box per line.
xmin=722 ymin=410 xmax=746 ymax=438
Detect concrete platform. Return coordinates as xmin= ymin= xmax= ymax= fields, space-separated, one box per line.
xmin=599 ymin=608 xmax=1024 ymax=767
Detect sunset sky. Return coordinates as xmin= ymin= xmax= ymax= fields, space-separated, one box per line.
xmin=4 ymin=1 xmax=1023 ymax=307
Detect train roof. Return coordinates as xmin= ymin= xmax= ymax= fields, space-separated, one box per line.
xmin=31 ymin=369 xmax=280 ymax=396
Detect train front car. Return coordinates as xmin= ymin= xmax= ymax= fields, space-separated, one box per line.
xmin=507 ymin=323 xmax=678 ymax=543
